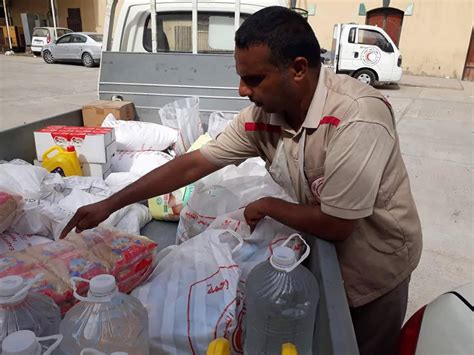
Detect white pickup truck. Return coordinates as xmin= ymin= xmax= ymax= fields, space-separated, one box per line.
xmin=0 ymin=1 xmax=359 ymax=353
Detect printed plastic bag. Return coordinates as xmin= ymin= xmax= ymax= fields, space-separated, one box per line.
xmin=132 ymin=229 xmax=242 ymax=355
xmin=0 ymin=231 xmax=51 ymax=254
xmin=159 ymin=97 xmax=203 ymax=153
xmin=176 ymin=159 xmax=293 ymax=244
xmin=102 ymin=113 xmax=179 ymax=151
xmin=207 ymin=111 xmax=235 ymax=139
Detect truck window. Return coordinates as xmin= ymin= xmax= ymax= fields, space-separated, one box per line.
xmin=358 ymin=29 xmax=394 ymax=52
xmin=348 ymin=28 xmax=356 ymax=43
xmin=143 ymin=12 xmax=248 ymax=53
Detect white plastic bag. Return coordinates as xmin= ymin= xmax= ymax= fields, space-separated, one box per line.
xmin=111 ymin=150 xmax=173 ymax=175
xmin=102 ymin=113 xmax=179 ymax=151
xmin=176 ymin=159 xmax=293 ymax=244
xmin=159 ymin=97 xmax=203 ymax=153
xmin=132 ymin=229 xmax=243 ymax=355
xmin=207 ymin=111 xmax=235 ymax=139
xmin=0 ymin=231 xmax=52 ymax=254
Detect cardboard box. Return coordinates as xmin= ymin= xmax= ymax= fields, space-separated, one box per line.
xmin=34 ymin=126 xmax=116 ymax=164
xmin=82 ymin=100 xmax=135 ymax=127
xmin=35 ymin=159 xmax=112 ymax=179
xmin=81 ymin=161 xmax=112 ymax=179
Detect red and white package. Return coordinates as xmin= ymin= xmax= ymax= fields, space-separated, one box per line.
xmin=65 ymin=226 xmax=157 ymax=276
xmin=0 ymin=190 xmax=22 ymax=233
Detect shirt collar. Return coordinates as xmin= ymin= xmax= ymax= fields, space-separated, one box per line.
xmin=269 ymin=66 xmax=328 ymax=130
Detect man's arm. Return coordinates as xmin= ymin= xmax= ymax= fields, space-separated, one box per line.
xmin=244 ymin=197 xmax=356 ymax=242
xmin=60 ymin=150 xmax=219 ymax=238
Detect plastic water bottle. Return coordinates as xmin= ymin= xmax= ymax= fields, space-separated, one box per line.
xmin=1 ymin=330 xmax=62 ymax=355
xmin=59 ymin=274 xmax=149 ymax=355
xmin=244 ymin=234 xmax=319 ymax=355
xmin=0 ymin=275 xmax=61 ymax=344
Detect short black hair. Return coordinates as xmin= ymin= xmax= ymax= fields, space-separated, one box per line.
xmin=235 ymin=6 xmax=321 ymax=68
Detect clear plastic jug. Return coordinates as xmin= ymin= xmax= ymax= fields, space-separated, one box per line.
xmin=0 ymin=275 xmax=61 ymax=344
xmin=244 ymin=234 xmax=319 ymax=355
xmin=59 ymin=274 xmax=149 ymax=355
xmin=1 ymin=330 xmax=62 ymax=355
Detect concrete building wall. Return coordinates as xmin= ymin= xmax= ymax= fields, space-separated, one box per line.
xmin=300 ymin=0 xmax=473 ymax=79
xmin=56 ymin=0 xmax=103 ymax=33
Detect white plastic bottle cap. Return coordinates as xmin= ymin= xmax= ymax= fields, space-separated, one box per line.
xmin=0 ymin=275 xmax=25 ymax=297
xmin=271 ymin=246 xmax=297 ymax=270
xmin=2 ymin=330 xmax=40 ymax=355
xmin=80 ymin=349 xmax=106 ymax=355
xmin=89 ymin=274 xmax=117 ymax=296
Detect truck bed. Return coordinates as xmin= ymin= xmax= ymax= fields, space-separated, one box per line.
xmin=0 ymin=112 xmax=359 ymax=354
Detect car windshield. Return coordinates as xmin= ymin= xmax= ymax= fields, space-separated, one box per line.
xmin=32 ymin=28 xmax=48 ymax=37
xmin=89 ymin=34 xmax=103 ymax=42
xmin=57 ymin=29 xmax=72 ymax=37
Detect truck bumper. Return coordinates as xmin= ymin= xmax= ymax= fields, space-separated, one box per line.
xmin=391 ymin=67 xmax=403 ymax=82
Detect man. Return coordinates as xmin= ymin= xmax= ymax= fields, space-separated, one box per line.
xmin=61 ymin=6 xmax=422 ymax=354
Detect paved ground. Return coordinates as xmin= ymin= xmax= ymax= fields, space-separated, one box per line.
xmin=0 ymin=55 xmax=98 ymax=131
xmin=0 ymin=54 xmax=473 ymax=321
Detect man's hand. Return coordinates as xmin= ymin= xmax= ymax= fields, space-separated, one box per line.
xmin=244 ymin=197 xmax=271 ymax=232
xmin=60 ymin=199 xmax=114 ymax=239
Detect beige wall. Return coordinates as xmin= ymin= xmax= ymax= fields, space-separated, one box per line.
xmin=301 ymin=0 xmax=473 ymax=78
xmin=56 ymin=0 xmax=103 ymax=33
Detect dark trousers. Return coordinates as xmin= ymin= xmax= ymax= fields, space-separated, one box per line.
xmin=350 ymin=277 xmax=410 ymax=355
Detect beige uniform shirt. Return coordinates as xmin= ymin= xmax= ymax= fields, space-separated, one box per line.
xmin=201 ymin=67 xmax=422 ymax=307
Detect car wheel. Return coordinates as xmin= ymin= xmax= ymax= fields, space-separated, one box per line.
xmin=354 ymin=69 xmax=376 ymax=86
xmin=42 ymin=50 xmax=55 ymax=64
xmin=82 ymin=53 xmax=95 ymax=67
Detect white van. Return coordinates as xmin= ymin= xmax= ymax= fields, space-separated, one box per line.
xmin=31 ymin=27 xmax=72 ymax=56
xmin=330 ymin=23 xmax=403 ymax=85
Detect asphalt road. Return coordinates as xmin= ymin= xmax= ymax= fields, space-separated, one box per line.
xmin=0 ymin=54 xmax=473 ymax=320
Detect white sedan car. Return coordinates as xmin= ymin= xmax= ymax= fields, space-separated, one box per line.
xmin=42 ymin=32 xmax=102 ymax=67
xmin=398 ymin=282 xmax=473 ymax=354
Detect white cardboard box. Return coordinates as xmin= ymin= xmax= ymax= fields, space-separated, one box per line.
xmin=34 ymin=159 xmax=112 ymax=179
xmin=34 ymin=126 xmax=116 ymax=164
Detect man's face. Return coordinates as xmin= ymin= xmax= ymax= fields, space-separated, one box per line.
xmin=235 ymin=45 xmax=291 ymax=113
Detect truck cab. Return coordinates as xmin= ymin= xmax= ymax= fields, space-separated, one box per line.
xmin=331 ymin=23 xmax=403 ymax=85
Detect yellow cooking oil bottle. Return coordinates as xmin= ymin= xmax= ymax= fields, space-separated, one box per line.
xmin=207 ymin=338 xmax=298 ymax=355
xmin=42 ymin=145 xmax=82 ymax=177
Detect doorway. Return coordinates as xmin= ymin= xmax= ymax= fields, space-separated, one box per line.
xmin=67 ymin=8 xmax=82 ymax=32
xmin=366 ymin=7 xmax=404 ymax=47
xmin=462 ymin=28 xmax=474 ymax=81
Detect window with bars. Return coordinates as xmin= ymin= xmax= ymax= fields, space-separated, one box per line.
xmin=143 ymin=12 xmax=248 ymax=53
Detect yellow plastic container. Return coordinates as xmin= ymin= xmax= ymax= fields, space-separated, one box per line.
xmin=42 ymin=145 xmax=83 ymax=177
xmin=207 ymin=338 xmax=230 ymax=355
xmin=281 ymin=343 xmax=298 ymax=355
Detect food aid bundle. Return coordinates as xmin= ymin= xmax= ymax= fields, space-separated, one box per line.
xmin=132 ymin=213 xmax=303 ymax=354
xmin=0 ymin=227 xmax=158 ymax=314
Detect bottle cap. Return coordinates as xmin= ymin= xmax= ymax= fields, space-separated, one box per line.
xmin=0 ymin=276 xmax=24 ymax=297
xmin=66 ymin=146 xmax=76 ymax=152
xmin=270 ymin=246 xmax=296 ymax=271
xmin=89 ymin=274 xmax=116 ymax=296
xmin=2 ymin=330 xmax=40 ymax=355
